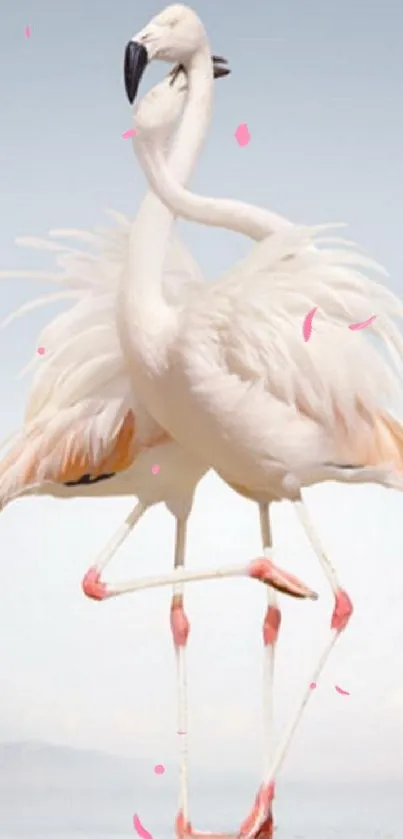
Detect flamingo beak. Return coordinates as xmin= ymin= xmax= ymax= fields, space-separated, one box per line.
xmin=124 ymin=41 xmax=149 ymax=104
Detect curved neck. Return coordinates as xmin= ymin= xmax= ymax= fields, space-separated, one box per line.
xmin=119 ymin=44 xmax=214 ymax=350
xmin=135 ymin=143 xmax=292 ymax=242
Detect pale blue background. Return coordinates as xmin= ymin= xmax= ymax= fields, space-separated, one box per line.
xmin=0 ymin=0 xmax=402 ymax=835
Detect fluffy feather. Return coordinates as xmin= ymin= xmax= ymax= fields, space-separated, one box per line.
xmin=139 ymin=222 xmax=403 ymax=495
xmin=0 ymin=215 xmax=203 ymax=504
xmin=186 ymin=224 xmax=403 ymax=432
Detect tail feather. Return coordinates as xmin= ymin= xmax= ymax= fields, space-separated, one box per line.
xmin=375 ymin=412 xmax=403 ymax=472
xmin=0 ymin=411 xmax=138 ymax=508
xmin=342 ymin=411 xmax=403 ymax=477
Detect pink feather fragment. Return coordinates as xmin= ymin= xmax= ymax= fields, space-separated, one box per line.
xmin=302 ymin=307 xmax=318 ymax=341
xmin=348 ymin=315 xmax=376 ymax=331
xmin=122 ymin=128 xmax=137 ymax=140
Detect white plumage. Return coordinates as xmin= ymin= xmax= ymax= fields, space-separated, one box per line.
xmin=115 ymin=7 xmax=403 ymax=836
xmin=0 ymin=218 xmax=207 ymax=507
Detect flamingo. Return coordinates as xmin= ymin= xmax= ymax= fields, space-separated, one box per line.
xmin=0 ymin=58 xmax=311 ymax=600
xmin=0 ymin=58 xmax=316 ymax=839
xmin=108 ymin=4 xmax=403 ymax=836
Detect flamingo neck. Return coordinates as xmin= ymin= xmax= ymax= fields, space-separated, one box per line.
xmin=118 ymin=44 xmax=214 ymax=367
xmin=138 ymin=142 xmax=292 ymax=242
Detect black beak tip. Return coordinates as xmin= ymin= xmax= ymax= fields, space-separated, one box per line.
xmin=124 ymin=40 xmax=149 ymax=104
xmin=214 ymin=66 xmax=231 ymax=79
xmin=212 ymin=55 xmax=231 ymax=80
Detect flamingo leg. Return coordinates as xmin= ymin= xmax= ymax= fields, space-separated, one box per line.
xmin=171 ymin=518 xmax=191 ymax=827
xmin=259 ymin=503 xmax=280 ymax=777
xmin=82 ymin=501 xmax=147 ymax=596
xmin=239 ymin=498 xmax=353 ymax=839
xmin=172 ymin=521 xmax=237 ymax=839
xmin=258 ymin=503 xmax=279 ymax=838
xmin=81 ymin=551 xmax=318 ymax=602
xmin=238 ymin=504 xmax=280 ymax=839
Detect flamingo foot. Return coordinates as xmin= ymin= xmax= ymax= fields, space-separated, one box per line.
xmin=170 ymin=593 xmax=190 ymax=647
xmin=331 ymin=588 xmax=353 ymax=632
xmin=253 ymin=813 xmax=273 ymax=839
xmin=81 ymin=567 xmax=109 ymax=601
xmin=175 ymin=811 xmax=236 ymax=839
xmin=238 ymin=782 xmax=275 ymax=839
xmin=248 ymin=557 xmax=318 ymax=601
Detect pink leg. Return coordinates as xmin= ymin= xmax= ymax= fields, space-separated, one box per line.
xmin=240 ymin=505 xmax=280 ymax=839
xmin=82 ymin=556 xmax=319 ymax=601
xmin=171 ymin=592 xmax=190 ymax=647
xmin=171 ymin=520 xmax=191 ymax=828
xmin=171 ymin=542 xmax=236 ymax=839
xmin=81 ymin=502 xmax=146 ymax=600
xmin=239 ymin=501 xmax=354 ymax=839
xmin=238 ymin=783 xmax=275 ymax=839
xmin=260 ymin=504 xmax=280 ymax=839
xmin=171 ymin=590 xmax=191 ymax=826
xmin=239 ymin=500 xmax=353 ymax=838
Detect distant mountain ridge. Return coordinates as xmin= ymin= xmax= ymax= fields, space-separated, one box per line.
xmin=0 ymin=741 xmax=157 ymax=835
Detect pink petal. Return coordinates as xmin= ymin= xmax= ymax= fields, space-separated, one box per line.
xmin=25 ymin=25 xmax=31 ymax=39
xmin=133 ymin=814 xmax=153 ymax=839
xmin=302 ymin=307 xmax=318 ymax=341
xmin=348 ymin=315 xmax=376 ymax=331
xmin=335 ymin=684 xmax=350 ymax=696
xmin=235 ymin=123 xmax=251 ymax=147
xmin=122 ymin=128 xmax=137 ymax=140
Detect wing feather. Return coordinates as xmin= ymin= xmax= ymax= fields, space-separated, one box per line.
xmin=0 ymin=211 xmax=202 ymax=495
xmin=186 ymin=224 xmax=403 ymax=435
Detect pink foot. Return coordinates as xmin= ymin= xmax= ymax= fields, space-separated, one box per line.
xmin=248 ymin=557 xmax=318 ymax=600
xmin=170 ymin=594 xmax=190 ymax=647
xmin=331 ymin=588 xmax=353 ymax=632
xmin=262 ymin=605 xmax=281 ymax=645
xmin=81 ymin=567 xmax=109 ymax=601
xmin=175 ymin=812 xmax=215 ymax=838
xmin=175 ymin=811 xmax=236 ymax=839
xmin=238 ymin=782 xmax=275 ymax=839
xmin=254 ymin=813 xmax=273 ymax=839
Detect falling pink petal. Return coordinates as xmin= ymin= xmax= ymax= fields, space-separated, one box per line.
xmin=302 ymin=307 xmax=318 ymax=341
xmin=154 ymin=764 xmax=165 ymax=775
xmin=25 ymin=25 xmax=31 ymax=39
xmin=36 ymin=346 xmax=45 ymax=355
xmin=133 ymin=814 xmax=153 ymax=839
xmin=122 ymin=128 xmax=137 ymax=140
xmin=151 ymin=464 xmax=160 ymax=475
xmin=335 ymin=684 xmax=350 ymax=696
xmin=348 ymin=315 xmax=376 ymax=331
xmin=235 ymin=123 xmax=251 ymax=147
xmin=309 ymin=682 xmax=317 ymax=690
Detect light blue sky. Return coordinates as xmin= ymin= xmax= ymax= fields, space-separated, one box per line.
xmin=0 ymin=0 xmax=403 ymax=802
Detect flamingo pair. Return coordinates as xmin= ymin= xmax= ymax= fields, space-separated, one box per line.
xmin=0 ymin=47 xmax=314 ymax=839
xmin=2 ymin=4 xmax=403 ymax=837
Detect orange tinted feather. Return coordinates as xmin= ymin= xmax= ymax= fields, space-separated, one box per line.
xmin=0 ymin=411 xmax=141 ymax=497
xmin=335 ymin=410 xmax=403 ymax=473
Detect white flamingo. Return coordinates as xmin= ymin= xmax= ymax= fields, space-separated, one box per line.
xmin=0 ymin=60 xmax=311 ymax=599
xmin=0 ymin=59 xmax=316 ymax=839
xmin=109 ymin=5 xmax=403 ymax=836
